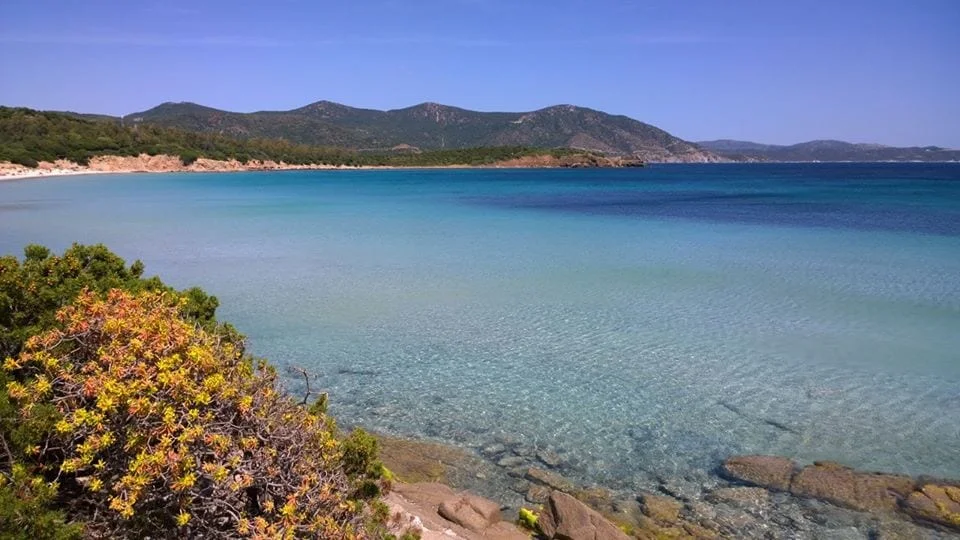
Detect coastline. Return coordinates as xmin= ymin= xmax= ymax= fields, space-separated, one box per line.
xmin=376 ymin=432 xmax=960 ymax=538
xmin=0 ymin=152 xmax=645 ymax=181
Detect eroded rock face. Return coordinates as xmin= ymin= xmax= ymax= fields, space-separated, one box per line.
xmin=540 ymin=491 xmax=631 ymax=540
xmin=790 ymin=462 xmax=915 ymax=513
xmin=721 ymin=455 xmax=797 ymax=491
xmin=903 ymin=484 xmax=960 ymax=531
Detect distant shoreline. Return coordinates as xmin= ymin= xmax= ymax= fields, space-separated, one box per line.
xmin=0 ymin=153 xmax=645 ymax=181
xmin=4 ymin=157 xmax=957 ymax=182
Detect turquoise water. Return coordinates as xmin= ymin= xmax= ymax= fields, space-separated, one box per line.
xmin=2 ymin=164 xmax=959 ymax=489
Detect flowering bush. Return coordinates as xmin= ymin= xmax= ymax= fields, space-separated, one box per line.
xmin=5 ymin=289 xmax=371 ymax=538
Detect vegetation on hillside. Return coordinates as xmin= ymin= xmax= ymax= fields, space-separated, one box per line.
xmin=0 ymin=244 xmax=397 ymax=539
xmin=129 ymin=100 xmax=708 ymax=159
xmin=0 ymin=106 xmax=588 ymax=168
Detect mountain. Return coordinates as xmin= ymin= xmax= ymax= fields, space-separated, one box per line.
xmin=125 ymin=101 xmax=724 ymax=163
xmin=698 ymin=139 xmax=960 ymax=162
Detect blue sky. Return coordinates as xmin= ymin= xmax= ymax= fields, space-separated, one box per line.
xmin=1 ymin=0 xmax=957 ymax=147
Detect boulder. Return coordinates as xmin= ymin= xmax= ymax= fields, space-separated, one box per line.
xmin=438 ymin=493 xmax=502 ymax=533
xmin=903 ymin=484 xmax=960 ymax=531
xmin=539 ymin=491 xmax=631 ymax=540
xmin=789 ymin=462 xmax=914 ymax=513
xmin=721 ymin=455 xmax=796 ymax=491
xmin=639 ymin=493 xmax=682 ymax=525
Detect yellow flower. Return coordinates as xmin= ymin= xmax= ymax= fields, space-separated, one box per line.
xmin=176 ymin=511 xmax=191 ymax=526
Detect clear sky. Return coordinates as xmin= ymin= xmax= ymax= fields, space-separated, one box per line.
xmin=1 ymin=0 xmax=957 ymax=147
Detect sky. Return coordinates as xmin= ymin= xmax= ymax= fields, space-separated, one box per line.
xmin=0 ymin=0 xmax=958 ymax=147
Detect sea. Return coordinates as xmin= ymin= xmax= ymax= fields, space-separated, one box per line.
xmin=2 ymin=163 xmax=959 ymax=494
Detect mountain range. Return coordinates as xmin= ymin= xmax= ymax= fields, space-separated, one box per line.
xmin=54 ymin=100 xmax=958 ymax=163
xmin=119 ymin=101 xmax=723 ymax=163
xmin=697 ymin=139 xmax=960 ymax=162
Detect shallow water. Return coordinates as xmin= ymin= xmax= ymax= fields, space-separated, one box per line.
xmin=2 ymin=164 xmax=959 ymax=489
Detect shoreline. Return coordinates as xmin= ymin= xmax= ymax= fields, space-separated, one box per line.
xmin=0 ymin=152 xmax=646 ymax=182
xmin=377 ymin=431 xmax=960 ymax=538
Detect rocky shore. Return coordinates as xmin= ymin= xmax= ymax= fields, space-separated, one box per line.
xmin=0 ymin=153 xmax=643 ymax=181
xmin=376 ymin=434 xmax=960 ymax=539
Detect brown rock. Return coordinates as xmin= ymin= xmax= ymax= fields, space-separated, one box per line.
xmin=682 ymin=522 xmax=721 ymax=538
xmin=903 ymin=484 xmax=960 ymax=531
xmin=393 ymin=482 xmax=457 ymax=509
xmin=438 ymin=493 xmax=502 ymax=533
xmin=540 ymin=491 xmax=631 ymax=540
xmin=789 ymin=462 xmax=914 ymax=513
xmin=639 ymin=493 xmax=682 ymax=525
xmin=721 ymin=455 xmax=796 ymax=491
xmin=526 ymin=485 xmax=552 ymax=504
xmin=526 ymin=467 xmax=575 ymax=493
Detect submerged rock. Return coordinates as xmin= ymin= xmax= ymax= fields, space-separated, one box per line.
xmin=789 ymin=462 xmax=915 ymax=513
xmin=525 ymin=467 xmax=575 ymax=493
xmin=903 ymin=484 xmax=960 ymax=531
xmin=721 ymin=455 xmax=796 ymax=491
xmin=639 ymin=492 xmax=682 ymax=525
xmin=537 ymin=449 xmax=564 ymax=468
xmin=706 ymin=487 xmax=771 ymax=510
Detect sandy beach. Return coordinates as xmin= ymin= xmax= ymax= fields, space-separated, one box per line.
xmin=0 ymin=154 xmax=372 ymax=182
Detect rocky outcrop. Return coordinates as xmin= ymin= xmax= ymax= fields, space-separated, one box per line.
xmin=385 ymin=483 xmax=527 ymax=540
xmin=721 ymin=455 xmax=796 ymax=491
xmin=721 ymin=455 xmax=960 ymax=533
xmin=903 ymin=484 xmax=960 ymax=531
xmin=539 ymin=491 xmax=631 ymax=540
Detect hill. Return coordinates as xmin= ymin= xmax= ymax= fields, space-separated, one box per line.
xmin=698 ymin=139 xmax=960 ymax=162
xmin=0 ymin=107 xmax=640 ymax=169
xmin=126 ymin=101 xmax=724 ymax=162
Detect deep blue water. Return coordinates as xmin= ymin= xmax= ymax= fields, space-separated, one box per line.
xmin=2 ymin=163 xmax=959 ymax=490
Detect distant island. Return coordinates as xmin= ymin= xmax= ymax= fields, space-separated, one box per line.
xmin=698 ymin=139 xmax=960 ymax=162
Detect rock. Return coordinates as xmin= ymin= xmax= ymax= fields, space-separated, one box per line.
xmin=538 ymin=449 xmax=564 ymax=468
xmin=705 ymin=487 xmax=771 ymax=510
xmin=903 ymin=484 xmax=960 ymax=531
xmin=497 ymin=456 xmax=526 ymax=468
xmin=480 ymin=443 xmax=506 ymax=457
xmin=710 ymin=504 xmax=761 ymax=535
xmin=526 ymin=485 xmax=552 ymax=504
xmin=483 ymin=522 xmax=530 ymax=540
xmin=721 ymin=455 xmax=796 ymax=491
xmin=639 ymin=492 xmax=682 ymax=525
xmin=789 ymin=462 xmax=915 ymax=513
xmin=393 ymin=482 xmax=458 ymax=509
xmin=506 ymin=467 xmax=528 ymax=478
xmin=438 ymin=493 xmax=502 ymax=533
xmin=681 ymin=522 xmax=720 ymax=538
xmin=539 ymin=491 xmax=631 ymax=540
xmin=526 ymin=467 xmax=575 ymax=493
xmin=659 ymin=477 xmax=701 ymax=501
xmin=874 ymin=518 xmax=943 ymax=539
xmin=510 ymin=480 xmax=531 ymax=495
xmin=512 ymin=445 xmax=535 ymax=457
